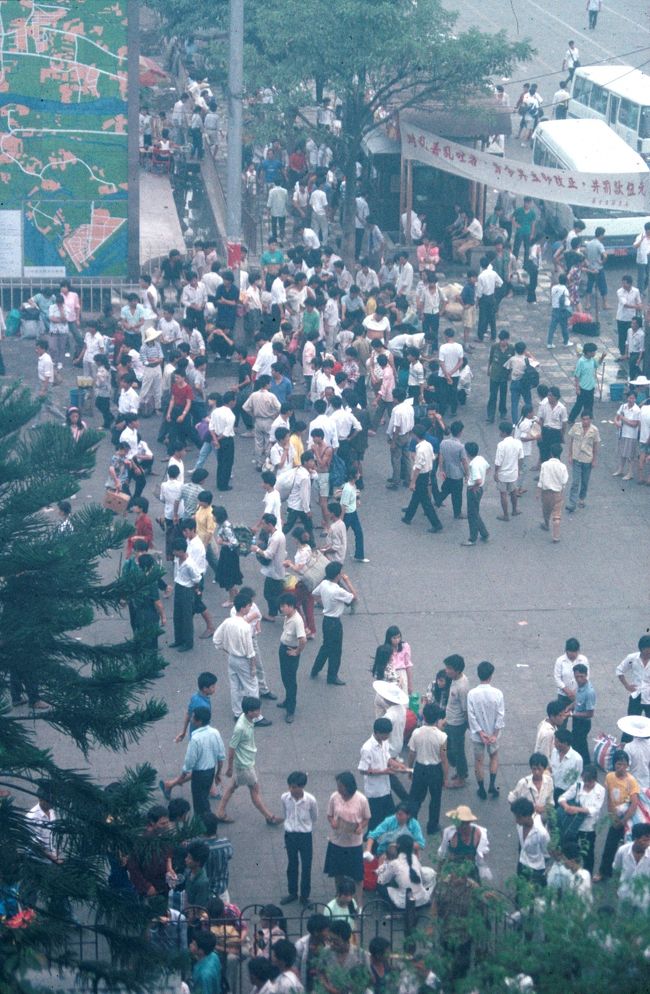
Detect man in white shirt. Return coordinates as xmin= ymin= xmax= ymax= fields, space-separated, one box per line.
xmin=452 ymin=212 xmax=483 ymax=263
xmin=171 ymin=537 xmax=202 ymax=652
xmin=550 ymin=728 xmax=583 ymax=803
xmin=437 ymin=327 xmax=464 ymax=417
xmin=616 ymin=635 xmax=650 ymax=721
xmin=554 ymin=637 xmax=589 ymax=708
xmin=615 ymin=274 xmax=642 ymax=357
xmin=266 ymin=182 xmax=288 ymax=242
xmin=181 ymin=272 xmax=208 ymax=335
xmin=402 ymin=424 xmax=442 ymax=532
xmin=613 ymin=824 xmax=650 ymax=908
xmin=400 ymin=209 xmax=423 ymax=243
xmin=476 ymin=257 xmax=503 ymax=343
xmin=633 ymin=221 xmax=650 ymax=295
xmin=462 ymin=440 xmax=490 ymax=546
xmin=26 ymin=784 xmax=60 ymax=862
xmin=467 ymin=661 xmax=505 ymax=800
xmin=309 ymin=181 xmax=329 ymax=242
xmin=386 ymin=389 xmax=415 ymax=489
xmin=252 ymin=513 xmax=287 ymax=620
xmin=284 ymin=451 xmax=316 ymax=537
xmin=511 ymin=798 xmax=549 ymax=885
xmin=310 ymin=561 xmax=356 ymax=685
xmin=209 ymin=392 xmax=237 ymax=492
xmin=537 ymin=442 xmax=569 ymax=541
xmin=355 ymin=195 xmax=370 ymax=258
xmin=395 ymin=251 xmax=414 ymax=298
xmin=359 ymin=717 xmax=400 ymax=828
xmin=280 ymin=771 xmax=318 ymax=905
xmin=213 ymin=590 xmax=259 ymax=718
xmin=309 ymin=399 xmax=339 ymax=450
xmin=494 ymin=421 xmax=524 ymax=521
xmin=562 ymin=40 xmax=580 ymax=78
xmin=35 ymin=339 xmax=65 ymax=421
xmin=252 ymin=332 xmax=276 ymax=378
xmin=297 ymin=224 xmax=321 ymax=252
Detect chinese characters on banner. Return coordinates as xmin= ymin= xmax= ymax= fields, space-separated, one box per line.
xmin=400 ymin=122 xmax=650 ymax=213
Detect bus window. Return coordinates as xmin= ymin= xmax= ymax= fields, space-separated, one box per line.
xmin=639 ymin=106 xmax=650 ymax=139
xmin=572 ymin=76 xmax=592 ymax=106
xmin=589 ymin=84 xmax=608 ymax=116
xmin=618 ymin=98 xmax=640 ymax=130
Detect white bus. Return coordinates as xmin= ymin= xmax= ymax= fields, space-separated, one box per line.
xmin=567 ymin=65 xmax=650 ymax=160
xmin=531 ymin=119 xmax=650 ymax=255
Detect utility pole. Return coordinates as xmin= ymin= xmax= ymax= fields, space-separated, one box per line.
xmin=127 ymin=0 xmax=140 ymax=280
xmin=226 ymin=0 xmax=243 ymax=262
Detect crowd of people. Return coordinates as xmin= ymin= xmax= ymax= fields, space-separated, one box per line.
xmin=13 ymin=69 xmax=650 ymax=993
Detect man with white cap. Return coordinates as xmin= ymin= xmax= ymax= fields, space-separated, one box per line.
xmin=617 ymin=715 xmax=650 ymax=788
xmin=373 ymin=680 xmax=409 ymax=801
xmin=139 ymin=326 xmax=164 ymax=415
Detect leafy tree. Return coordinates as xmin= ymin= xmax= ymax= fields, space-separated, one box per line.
xmin=158 ymin=0 xmax=532 ymax=259
xmin=0 ymin=384 xmax=170 ymax=992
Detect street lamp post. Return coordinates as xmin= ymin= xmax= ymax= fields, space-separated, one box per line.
xmin=226 ymin=0 xmax=243 ymax=261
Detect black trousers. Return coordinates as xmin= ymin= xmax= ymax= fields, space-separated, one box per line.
xmin=283 ymin=508 xmax=314 ymax=540
xmin=572 ymin=717 xmax=592 ymax=765
xmin=599 ymin=823 xmax=625 ymax=878
xmin=422 ymin=313 xmax=440 ymax=351
xmin=487 ymin=379 xmax=508 ymax=420
xmin=279 ymin=644 xmax=301 ymax=715
xmin=539 ymin=426 xmax=562 ymax=463
xmin=439 ymin=377 xmax=459 ymax=417
xmin=263 ymin=576 xmax=284 ymax=618
xmin=285 ymin=831 xmax=313 ymax=899
xmin=568 ymin=388 xmax=595 ymax=421
xmin=173 ymin=583 xmax=194 ymax=648
xmin=408 ymin=762 xmax=443 ymax=833
xmin=190 ymin=767 xmax=215 ymax=818
xmin=446 ymin=722 xmax=468 ymax=780
xmin=368 ymin=794 xmax=395 ymax=832
xmin=467 ymin=486 xmax=489 ymax=542
xmin=216 ymin=436 xmax=235 ymax=491
xmin=403 ymin=474 xmax=441 ymax=529
xmin=311 ymin=616 xmax=343 ymax=681
xmin=478 ymin=295 xmax=497 ymax=341
xmin=436 ymin=477 xmax=463 ymax=517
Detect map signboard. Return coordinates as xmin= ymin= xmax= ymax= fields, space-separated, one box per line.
xmin=0 ymin=0 xmax=130 ymax=277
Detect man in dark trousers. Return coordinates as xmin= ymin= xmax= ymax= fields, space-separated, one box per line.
xmin=160 ymin=707 xmax=225 ymax=818
xmin=402 ymin=424 xmax=443 ymax=533
xmin=310 ymin=562 xmax=356 ymax=686
xmin=170 ymin=537 xmax=202 ymax=652
xmin=209 ymin=391 xmax=237 ymax=492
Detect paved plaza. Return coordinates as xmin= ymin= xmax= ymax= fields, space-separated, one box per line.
xmin=5 ymin=260 xmax=647 ymax=908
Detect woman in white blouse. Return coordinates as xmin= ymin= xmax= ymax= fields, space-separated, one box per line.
xmin=558 ymin=763 xmax=605 ymax=875
xmin=376 ymin=835 xmax=435 ymax=909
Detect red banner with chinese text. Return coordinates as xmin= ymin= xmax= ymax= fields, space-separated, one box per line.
xmin=400 ymin=124 xmax=649 ymax=213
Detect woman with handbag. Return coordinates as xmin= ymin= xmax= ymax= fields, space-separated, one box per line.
xmin=284 ymin=529 xmax=320 ymax=638
xmin=557 ymin=764 xmax=605 ymax=875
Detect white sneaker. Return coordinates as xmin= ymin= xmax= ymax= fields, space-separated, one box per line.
xmin=56 ymin=362 xmax=62 ymax=370
xmin=546 ymin=344 xmax=555 ymax=349
xmin=565 ymin=340 xmax=574 ymax=347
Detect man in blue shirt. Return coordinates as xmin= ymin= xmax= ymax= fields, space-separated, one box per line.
xmin=572 ymin=663 xmax=596 ymax=765
xmin=270 ymin=364 xmax=293 ymax=405
xmin=160 ymin=707 xmax=225 ymax=818
xmin=191 ymin=931 xmax=222 ymax=994
xmin=175 ymin=671 xmax=218 ymax=743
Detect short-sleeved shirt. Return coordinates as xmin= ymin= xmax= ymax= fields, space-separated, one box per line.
xmin=439 ymin=437 xmax=466 ymax=480
xmin=513 ymin=207 xmax=536 ymax=233
xmin=280 ymin=611 xmax=306 ymax=648
xmin=312 ymin=579 xmax=354 ymax=617
xmin=326 ymin=790 xmax=370 ymax=847
xmin=230 ymin=714 xmax=256 ymax=769
xmin=187 ymin=691 xmax=212 ymax=736
xmin=605 ymin=771 xmax=639 ymax=807
xmin=409 ymin=725 xmax=447 ymax=765
xmin=468 ymin=454 xmax=489 ymax=486
xmin=574 ymin=681 xmax=596 ymax=715
xmin=495 ymin=436 xmax=524 ymax=482
xmin=568 ymin=422 xmax=600 ymax=463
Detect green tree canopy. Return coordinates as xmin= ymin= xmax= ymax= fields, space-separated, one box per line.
xmin=0 ymin=384 xmax=171 ymax=992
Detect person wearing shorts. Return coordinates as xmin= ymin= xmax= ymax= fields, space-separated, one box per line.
xmin=215 ymin=696 xmax=282 ymax=826
xmin=493 ymin=421 xmax=524 ymax=522
xmin=467 ymin=661 xmax=505 ymax=801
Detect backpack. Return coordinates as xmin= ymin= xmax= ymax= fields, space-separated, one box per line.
xmin=520 ymin=358 xmax=540 ymax=390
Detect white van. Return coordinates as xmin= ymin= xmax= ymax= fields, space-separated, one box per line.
xmin=531 ymin=119 xmax=650 ymax=255
xmin=567 ymin=65 xmax=650 ymax=160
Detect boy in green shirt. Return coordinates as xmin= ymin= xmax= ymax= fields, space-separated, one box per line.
xmin=215 ymin=696 xmax=283 ymax=826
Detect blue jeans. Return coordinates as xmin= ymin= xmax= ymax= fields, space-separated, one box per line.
xmin=344 ymin=510 xmax=365 ymax=559
xmin=567 ymin=461 xmax=592 ymax=509
xmin=547 ymin=308 xmax=569 ymax=346
xmin=510 ymin=379 xmax=531 ymax=423
xmin=193 ymin=440 xmax=213 ymax=470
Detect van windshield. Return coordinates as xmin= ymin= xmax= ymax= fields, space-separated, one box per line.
xmin=639 ymin=106 xmax=650 ymax=139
